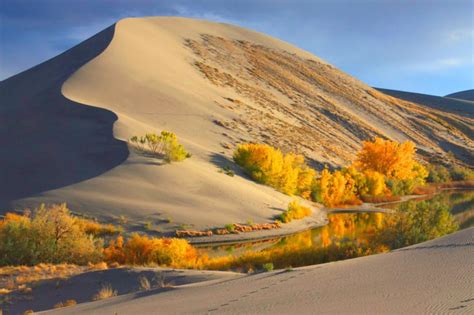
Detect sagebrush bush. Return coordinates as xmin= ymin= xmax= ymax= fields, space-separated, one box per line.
xmin=0 ymin=204 xmax=103 ymax=266
xmin=279 ymin=200 xmax=312 ymax=223
xmin=130 ymin=130 xmax=190 ymax=162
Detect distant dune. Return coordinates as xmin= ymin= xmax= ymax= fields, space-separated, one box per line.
xmin=0 ymin=17 xmax=472 ymax=231
xmin=376 ymin=87 xmax=474 ymax=117
xmin=446 ymin=89 xmax=474 ymax=102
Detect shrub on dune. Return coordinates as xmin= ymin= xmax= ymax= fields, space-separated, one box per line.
xmin=279 ymin=200 xmax=312 ymax=223
xmin=129 ymin=130 xmax=190 ymax=163
xmin=233 ymin=143 xmax=315 ymax=196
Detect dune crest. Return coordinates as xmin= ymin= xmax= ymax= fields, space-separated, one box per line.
xmin=1 ymin=17 xmax=472 ymax=231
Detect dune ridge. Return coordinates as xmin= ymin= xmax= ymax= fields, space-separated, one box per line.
xmin=1 ymin=17 xmax=472 ymax=232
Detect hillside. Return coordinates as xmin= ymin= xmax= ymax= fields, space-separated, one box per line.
xmin=446 ymin=89 xmax=474 ymax=102
xmin=376 ymin=88 xmax=474 ymax=118
xmin=0 ymin=17 xmax=472 ymax=231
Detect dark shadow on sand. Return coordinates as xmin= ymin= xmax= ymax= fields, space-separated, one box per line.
xmin=0 ymin=24 xmax=129 ymax=211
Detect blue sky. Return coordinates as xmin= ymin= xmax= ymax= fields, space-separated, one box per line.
xmin=1 ymin=0 xmax=472 ymax=96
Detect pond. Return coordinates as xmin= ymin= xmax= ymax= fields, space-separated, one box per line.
xmin=199 ymin=190 xmax=473 ymax=271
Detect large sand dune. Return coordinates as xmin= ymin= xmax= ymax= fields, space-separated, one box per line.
xmin=45 ymin=227 xmax=474 ymax=314
xmin=1 ymin=17 xmax=472 ymax=232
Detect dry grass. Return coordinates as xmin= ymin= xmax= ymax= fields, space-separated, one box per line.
xmin=54 ymin=299 xmax=77 ymax=308
xmin=138 ymin=275 xmax=151 ymax=291
xmin=93 ymin=284 xmax=117 ymax=301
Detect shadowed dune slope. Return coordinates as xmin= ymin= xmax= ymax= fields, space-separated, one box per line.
xmin=446 ymin=89 xmax=474 ymax=102
xmin=376 ymin=87 xmax=474 ymax=117
xmin=0 ymin=25 xmax=129 ymax=209
xmin=1 ymin=17 xmax=473 ymax=230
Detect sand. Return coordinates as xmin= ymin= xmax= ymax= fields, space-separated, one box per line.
xmin=1 ymin=16 xmax=472 ymax=235
xmin=4 ymin=267 xmax=241 ymax=314
xmin=43 ymin=228 xmax=474 ymax=314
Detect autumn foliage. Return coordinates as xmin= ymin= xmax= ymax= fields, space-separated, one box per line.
xmin=234 ymin=139 xmax=428 ymax=208
xmin=104 ymin=234 xmax=199 ymax=268
xmin=0 ymin=204 xmax=103 ymax=266
xmin=278 ymin=200 xmax=312 ymax=223
xmin=233 ymin=143 xmax=315 ymax=196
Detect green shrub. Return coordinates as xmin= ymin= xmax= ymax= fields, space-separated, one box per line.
xmin=224 ymin=224 xmax=235 ymax=232
xmin=262 ymin=262 xmax=274 ymax=272
xmin=130 ymin=130 xmax=190 ymax=163
xmin=449 ymin=165 xmax=474 ymax=181
xmin=426 ymin=164 xmax=451 ymax=183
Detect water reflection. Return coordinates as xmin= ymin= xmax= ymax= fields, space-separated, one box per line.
xmin=202 ymin=190 xmax=472 ymax=271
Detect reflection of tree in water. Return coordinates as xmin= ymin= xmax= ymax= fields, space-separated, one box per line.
xmin=205 ymin=195 xmax=462 ymax=271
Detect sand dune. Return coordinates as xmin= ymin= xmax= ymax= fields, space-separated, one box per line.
xmin=376 ymin=87 xmax=474 ymax=117
xmin=1 ymin=17 xmax=472 ymax=233
xmin=446 ymin=89 xmax=474 ymax=102
xmin=44 ymin=228 xmax=474 ymax=314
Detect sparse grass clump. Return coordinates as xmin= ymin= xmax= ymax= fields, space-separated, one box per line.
xmin=219 ymin=165 xmax=235 ymax=176
xmin=278 ymin=200 xmax=311 ymax=223
xmin=262 ymin=262 xmax=274 ymax=272
xmin=138 ymin=275 xmax=151 ymax=291
xmin=54 ymin=299 xmax=77 ymax=308
xmin=129 ymin=130 xmax=190 ymax=163
xmin=224 ymin=224 xmax=235 ymax=232
xmin=93 ymin=284 xmax=117 ymax=301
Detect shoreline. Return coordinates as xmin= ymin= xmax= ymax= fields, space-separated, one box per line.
xmin=185 ymin=187 xmax=474 ymax=245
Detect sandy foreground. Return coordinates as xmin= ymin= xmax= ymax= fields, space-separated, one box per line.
xmin=41 ymin=228 xmax=473 ymax=315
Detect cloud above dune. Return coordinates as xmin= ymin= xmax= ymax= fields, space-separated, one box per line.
xmin=1 ymin=0 xmax=472 ymax=95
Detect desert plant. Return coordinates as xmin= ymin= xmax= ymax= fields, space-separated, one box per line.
xmin=224 ymin=224 xmax=235 ymax=232
xmin=129 ymin=130 xmax=190 ymax=163
xmin=262 ymin=263 xmax=274 ymax=272
xmin=233 ymin=143 xmax=315 ymax=196
xmin=54 ymin=300 xmax=77 ymax=308
xmin=0 ymin=204 xmax=103 ymax=266
xmin=138 ymin=275 xmax=151 ymax=291
xmin=144 ymin=221 xmax=153 ymax=231
xmin=279 ymin=200 xmax=312 ymax=223
xmin=93 ymin=284 xmax=117 ymax=301
xmin=219 ymin=166 xmax=235 ymax=176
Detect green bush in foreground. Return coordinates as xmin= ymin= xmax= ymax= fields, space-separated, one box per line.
xmin=130 ymin=130 xmax=190 ymax=163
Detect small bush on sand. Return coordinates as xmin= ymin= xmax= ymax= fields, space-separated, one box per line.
xmin=93 ymin=284 xmax=117 ymax=301
xmin=138 ymin=275 xmax=151 ymax=291
xmin=129 ymin=131 xmax=190 ymax=163
xmin=54 ymin=300 xmax=77 ymax=308
xmin=262 ymin=263 xmax=274 ymax=272
xmin=224 ymin=224 xmax=235 ymax=232
xmin=278 ymin=200 xmax=311 ymax=223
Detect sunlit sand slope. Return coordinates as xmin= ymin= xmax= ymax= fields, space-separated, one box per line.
xmin=1 ymin=17 xmax=472 ymax=230
xmin=47 ymin=228 xmax=474 ymax=314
